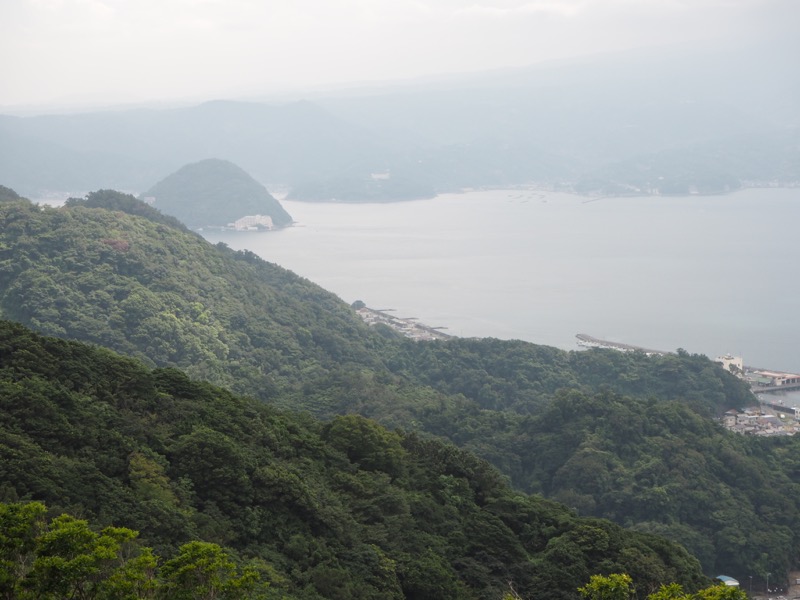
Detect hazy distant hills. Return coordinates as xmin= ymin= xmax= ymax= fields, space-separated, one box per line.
xmin=1 ymin=38 xmax=797 ymax=199
xmin=143 ymin=158 xmax=293 ymax=228
xmin=0 ymin=100 xmax=398 ymax=199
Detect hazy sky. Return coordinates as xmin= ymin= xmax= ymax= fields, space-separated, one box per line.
xmin=1 ymin=0 xmax=796 ymax=109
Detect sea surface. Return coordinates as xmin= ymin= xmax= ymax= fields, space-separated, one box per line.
xmin=201 ymin=187 xmax=800 ymax=375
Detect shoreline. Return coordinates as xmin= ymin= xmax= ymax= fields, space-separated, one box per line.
xmin=284 ymin=182 xmax=800 ymax=204
xmin=354 ymin=305 xmax=452 ymax=341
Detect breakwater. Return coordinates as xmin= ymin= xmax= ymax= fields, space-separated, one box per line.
xmin=575 ymin=334 xmax=667 ymax=356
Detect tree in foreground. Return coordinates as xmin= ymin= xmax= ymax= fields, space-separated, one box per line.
xmin=0 ymin=501 xmax=267 ymax=599
xmin=578 ymin=574 xmax=635 ymax=600
xmin=575 ymin=575 xmax=748 ymax=600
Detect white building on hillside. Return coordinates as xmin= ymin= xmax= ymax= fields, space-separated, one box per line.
xmin=715 ymin=354 xmax=744 ymax=375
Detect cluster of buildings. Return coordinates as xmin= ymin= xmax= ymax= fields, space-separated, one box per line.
xmin=722 ymin=407 xmax=800 ymax=436
xmin=714 ymin=354 xmax=800 ymax=436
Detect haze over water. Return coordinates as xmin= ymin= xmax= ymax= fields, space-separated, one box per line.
xmin=202 ymin=187 xmax=800 ymax=374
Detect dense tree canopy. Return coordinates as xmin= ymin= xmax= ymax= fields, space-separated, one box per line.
xmin=0 ymin=320 xmax=709 ymax=599
xmin=0 ymin=191 xmax=383 ymax=403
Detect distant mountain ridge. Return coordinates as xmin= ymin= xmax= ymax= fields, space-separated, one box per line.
xmin=0 ymin=100 xmax=397 ymax=199
xmin=143 ymin=158 xmax=293 ymax=228
xmin=1 ymin=39 xmax=797 ymax=199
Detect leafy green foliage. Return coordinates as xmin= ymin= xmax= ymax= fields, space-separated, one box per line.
xmin=0 ymin=501 xmax=267 ymax=599
xmin=382 ymin=338 xmax=752 ymax=416
xmin=66 ymin=189 xmax=190 ymax=231
xmin=647 ymin=581 xmax=748 ymax=600
xmin=576 ymin=575 xmax=749 ymax=600
xmin=578 ymin=573 xmax=635 ymax=600
xmin=159 ymin=541 xmax=260 ymax=600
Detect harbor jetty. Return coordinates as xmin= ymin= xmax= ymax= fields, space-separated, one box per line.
xmin=575 ymin=333 xmax=667 ymax=356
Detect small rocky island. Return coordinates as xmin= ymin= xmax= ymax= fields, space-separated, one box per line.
xmin=141 ymin=158 xmax=292 ymax=229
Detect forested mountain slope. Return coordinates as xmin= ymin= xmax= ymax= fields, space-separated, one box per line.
xmin=0 ymin=320 xmax=709 ymax=599
xmin=515 ymin=390 xmax=800 ymax=579
xmin=0 ymin=190 xmax=386 ymax=401
xmin=380 ymin=337 xmax=753 ymax=417
xmin=3 ymin=188 xmax=794 ymax=583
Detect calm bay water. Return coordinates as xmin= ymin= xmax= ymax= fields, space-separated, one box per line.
xmin=201 ymin=188 xmax=800 ymax=374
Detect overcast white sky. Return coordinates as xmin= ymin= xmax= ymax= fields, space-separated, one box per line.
xmin=0 ymin=0 xmax=796 ymax=110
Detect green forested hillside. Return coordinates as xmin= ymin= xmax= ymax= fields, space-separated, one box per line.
xmin=0 ymin=190 xmax=384 ymax=401
xmin=353 ymin=341 xmax=800 ymax=580
xmin=514 ymin=390 xmax=800 ymax=579
xmin=0 ymin=320 xmax=708 ymax=599
xmin=380 ymin=338 xmax=753 ymax=416
xmin=2 ymin=188 xmax=797 ymax=585
xmin=0 ymin=184 xmax=22 ymax=202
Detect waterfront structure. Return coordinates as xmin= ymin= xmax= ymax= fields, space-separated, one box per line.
xmin=228 ymin=214 xmax=274 ymax=231
xmin=748 ymin=369 xmax=800 ymax=388
xmin=575 ymin=334 xmax=665 ymax=356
